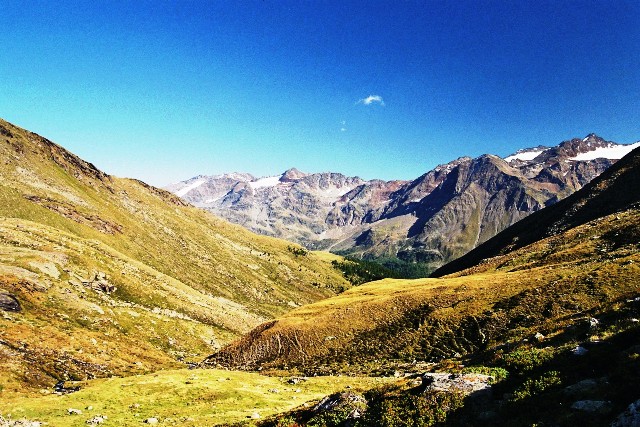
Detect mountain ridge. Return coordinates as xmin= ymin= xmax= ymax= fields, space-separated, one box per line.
xmin=167 ymin=134 xmax=638 ymax=274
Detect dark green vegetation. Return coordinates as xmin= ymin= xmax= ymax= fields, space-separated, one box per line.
xmin=333 ymin=252 xmax=435 ymax=279
xmin=331 ymin=256 xmax=399 ymax=286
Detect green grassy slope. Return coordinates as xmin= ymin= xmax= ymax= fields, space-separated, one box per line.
xmin=2 ymin=368 xmax=390 ymax=426
xmin=0 ymin=118 xmax=350 ymax=391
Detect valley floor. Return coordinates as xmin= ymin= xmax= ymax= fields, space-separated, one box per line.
xmin=1 ymin=369 xmax=391 ymax=426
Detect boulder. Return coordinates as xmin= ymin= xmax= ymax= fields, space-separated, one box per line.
xmin=572 ymin=346 xmax=589 ymax=356
xmin=85 ymin=415 xmax=105 ymax=425
xmin=571 ymin=400 xmax=612 ymax=414
xmin=563 ymin=378 xmax=602 ymax=397
xmin=0 ymin=292 xmax=21 ymax=312
xmin=611 ymin=399 xmax=640 ymax=427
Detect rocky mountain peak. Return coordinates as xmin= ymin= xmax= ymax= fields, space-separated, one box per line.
xmin=281 ymin=167 xmax=307 ymax=182
xmin=167 ymin=134 xmax=636 ymax=275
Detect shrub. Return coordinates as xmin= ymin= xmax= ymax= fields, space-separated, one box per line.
xmin=511 ymin=370 xmax=562 ymax=401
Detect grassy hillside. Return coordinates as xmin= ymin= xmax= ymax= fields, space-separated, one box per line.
xmin=208 ymin=190 xmax=639 ymax=425
xmin=0 ymin=118 xmax=350 ymax=391
xmin=208 ymin=207 xmax=639 ymax=374
xmin=203 ymin=147 xmax=640 ymax=425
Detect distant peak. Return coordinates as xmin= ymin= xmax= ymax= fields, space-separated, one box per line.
xmin=281 ymin=167 xmax=307 ymax=182
xmin=582 ymin=133 xmax=603 ymax=142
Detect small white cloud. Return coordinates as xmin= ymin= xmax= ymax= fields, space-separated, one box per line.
xmin=357 ymin=95 xmax=385 ymax=106
xmin=341 ymin=127 xmax=347 ymax=132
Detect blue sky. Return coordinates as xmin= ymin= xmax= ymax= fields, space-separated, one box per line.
xmin=1 ymin=1 xmax=639 ymax=186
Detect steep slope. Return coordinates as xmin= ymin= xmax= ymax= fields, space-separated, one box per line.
xmin=0 ymin=118 xmax=350 ymax=391
xmin=207 ymin=148 xmax=640 ymax=375
xmin=168 ymin=134 xmax=637 ymax=274
xmin=432 ymin=144 xmax=640 ymax=277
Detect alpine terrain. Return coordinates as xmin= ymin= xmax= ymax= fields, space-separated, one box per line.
xmin=168 ymin=135 xmax=640 ymax=275
xmin=206 ymin=145 xmax=640 ymax=426
xmin=0 ymin=118 xmax=351 ymax=394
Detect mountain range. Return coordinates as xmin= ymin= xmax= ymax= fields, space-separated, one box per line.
xmin=1 ymin=118 xmax=639 ymax=426
xmin=167 ymin=134 xmax=640 ymax=274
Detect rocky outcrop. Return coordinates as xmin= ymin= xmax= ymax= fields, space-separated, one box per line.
xmin=0 ymin=292 xmax=21 ymax=312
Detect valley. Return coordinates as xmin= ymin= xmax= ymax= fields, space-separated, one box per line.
xmin=0 ymin=118 xmax=638 ymax=426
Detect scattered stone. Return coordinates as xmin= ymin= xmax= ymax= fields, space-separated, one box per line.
xmin=268 ymin=388 xmax=280 ymax=393
xmin=418 ymin=373 xmax=493 ymax=395
xmin=85 ymin=415 xmax=105 ymax=425
xmin=572 ymin=346 xmax=589 ymax=356
xmin=67 ymin=408 xmax=83 ymax=415
xmin=534 ymin=332 xmax=545 ymax=342
xmin=611 ymin=398 xmax=640 ymax=427
xmin=563 ymin=379 xmax=600 ymax=397
xmin=571 ymin=400 xmax=612 ymax=414
xmin=287 ymin=377 xmax=306 ymax=385
xmin=249 ymin=413 xmax=260 ymax=419
xmin=0 ymin=292 xmax=21 ymax=312
xmin=85 ymin=406 xmax=93 ymax=411
xmin=54 ymin=381 xmax=81 ymax=394
xmin=0 ymin=415 xmax=42 ymax=427
xmin=144 ymin=417 xmax=159 ymax=424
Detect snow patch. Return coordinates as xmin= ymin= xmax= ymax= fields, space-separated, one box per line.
xmin=569 ymin=141 xmax=640 ymax=161
xmin=249 ymin=176 xmax=281 ymax=189
xmin=319 ymin=186 xmax=353 ymax=198
xmin=175 ymin=179 xmax=206 ymax=197
xmin=504 ymin=149 xmax=545 ymax=162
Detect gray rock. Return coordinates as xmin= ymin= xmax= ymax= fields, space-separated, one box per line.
xmin=144 ymin=418 xmax=158 ymax=425
xmin=0 ymin=292 xmax=21 ymax=312
xmin=419 ymin=372 xmax=493 ymax=395
xmin=67 ymin=408 xmax=82 ymax=415
xmin=563 ymin=379 xmax=600 ymax=397
xmin=0 ymin=415 xmax=42 ymax=427
xmin=572 ymin=346 xmax=589 ymax=356
xmin=611 ymin=398 xmax=640 ymax=427
xmin=571 ymin=400 xmax=612 ymax=414
xmin=85 ymin=415 xmax=105 ymax=425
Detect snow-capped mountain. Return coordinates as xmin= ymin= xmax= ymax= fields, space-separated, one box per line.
xmin=167 ymin=134 xmax=638 ymax=275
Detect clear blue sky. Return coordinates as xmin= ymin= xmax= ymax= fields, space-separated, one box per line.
xmin=1 ymin=1 xmax=639 ymax=186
